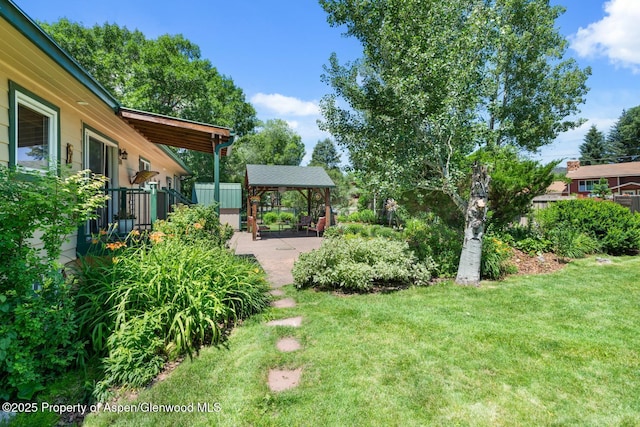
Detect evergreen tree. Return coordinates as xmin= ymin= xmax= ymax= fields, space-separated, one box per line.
xmin=309 ymin=138 xmax=341 ymax=170
xmin=579 ymin=125 xmax=607 ymax=165
xmin=615 ymin=106 xmax=640 ymax=162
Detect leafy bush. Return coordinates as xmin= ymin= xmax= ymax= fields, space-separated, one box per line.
xmin=279 ymin=212 xmax=295 ymax=223
xmin=263 ymin=211 xmax=279 ymax=224
xmin=347 ymin=211 xmax=361 ymax=222
xmin=514 ymin=237 xmax=552 ymax=256
xmin=293 ymin=236 xmax=434 ymax=291
xmin=96 ymin=315 xmax=165 ymax=396
xmin=153 ymin=204 xmax=234 ymax=247
xmin=344 ymin=222 xmax=366 ymax=236
xmin=403 ymin=215 xmax=463 ymax=277
xmin=481 ymin=235 xmax=516 ymax=280
xmin=358 ymin=209 xmax=376 ymax=224
xmin=369 ymin=225 xmax=399 ymax=239
xmin=0 ymin=167 xmax=108 ymax=400
xmin=548 ymin=228 xmax=599 ymax=260
xmin=336 ymin=214 xmax=349 ymax=223
xmin=537 ymin=199 xmax=640 ymax=255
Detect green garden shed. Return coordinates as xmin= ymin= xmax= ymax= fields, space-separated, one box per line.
xmin=193 ymin=182 xmax=242 ymax=230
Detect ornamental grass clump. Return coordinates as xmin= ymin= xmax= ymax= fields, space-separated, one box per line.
xmin=293 ymin=236 xmax=434 ymax=291
xmin=75 ymin=206 xmax=270 ymax=398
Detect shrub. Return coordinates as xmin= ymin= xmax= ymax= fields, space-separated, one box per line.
xmin=537 ymin=199 xmax=640 ymax=255
xmin=336 ymin=214 xmax=349 ymax=223
xmin=481 ymin=235 xmax=516 ymax=280
xmin=95 ymin=315 xmax=165 ymax=397
xmin=153 ymin=204 xmax=234 ymax=247
xmin=344 ymin=222 xmax=366 ymax=236
xmin=548 ymin=228 xmax=600 ymax=260
xmin=370 ymin=225 xmax=399 ymax=239
xmin=347 ymin=211 xmax=361 ymax=222
xmin=513 ymin=237 xmax=553 ymax=256
xmin=279 ymin=212 xmax=295 ymax=223
xmin=263 ymin=211 xmax=279 ymax=224
xmin=293 ymin=236 xmax=434 ymax=291
xmin=358 ymin=209 xmax=376 ymax=224
xmin=75 ymin=229 xmax=270 ymax=397
xmin=0 ymin=167 xmax=108 ymax=400
xmin=403 ymin=216 xmax=463 ymax=277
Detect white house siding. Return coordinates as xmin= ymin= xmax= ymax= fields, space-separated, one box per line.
xmin=1 ymin=14 xmax=188 ymax=264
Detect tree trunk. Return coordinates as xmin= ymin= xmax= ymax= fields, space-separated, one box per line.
xmin=455 ymin=162 xmax=491 ymax=286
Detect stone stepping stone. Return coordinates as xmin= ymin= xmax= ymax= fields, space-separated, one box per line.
xmin=276 ymin=337 xmax=302 ymax=352
xmin=269 ymin=289 xmax=285 ymax=297
xmin=271 ymin=297 xmax=296 ymax=308
xmin=268 ymin=368 xmax=302 ymax=392
xmin=266 ymin=316 xmax=302 ymax=327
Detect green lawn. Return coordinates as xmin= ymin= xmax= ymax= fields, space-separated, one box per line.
xmin=82 ymin=256 xmax=640 ymax=426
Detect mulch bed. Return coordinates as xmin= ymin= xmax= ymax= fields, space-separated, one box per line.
xmin=510 ymin=249 xmax=568 ymax=276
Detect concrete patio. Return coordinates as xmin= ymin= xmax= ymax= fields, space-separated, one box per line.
xmin=229 ymin=230 xmax=323 ymax=287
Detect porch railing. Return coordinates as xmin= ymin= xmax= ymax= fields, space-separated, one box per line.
xmin=77 ymin=184 xmax=194 ymax=255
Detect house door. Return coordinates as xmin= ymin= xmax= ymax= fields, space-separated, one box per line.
xmin=84 ymin=127 xmax=117 ymax=235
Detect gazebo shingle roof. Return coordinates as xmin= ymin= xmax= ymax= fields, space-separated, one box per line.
xmin=245 ymin=164 xmax=335 ymax=189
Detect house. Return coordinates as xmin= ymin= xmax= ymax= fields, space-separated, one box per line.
xmin=531 ymin=180 xmax=572 ymax=210
xmin=1 ymin=0 xmax=233 ymax=263
xmin=565 ymin=160 xmax=640 ymax=196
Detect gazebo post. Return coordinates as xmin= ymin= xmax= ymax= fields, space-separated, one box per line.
xmin=307 ymin=188 xmax=312 ymax=216
xmin=325 ymin=187 xmax=331 ymax=228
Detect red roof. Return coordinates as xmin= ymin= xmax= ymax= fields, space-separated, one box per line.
xmin=566 ymin=162 xmax=640 ymax=179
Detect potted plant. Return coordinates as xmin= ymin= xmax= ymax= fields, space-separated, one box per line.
xmin=113 ymin=210 xmax=136 ymax=234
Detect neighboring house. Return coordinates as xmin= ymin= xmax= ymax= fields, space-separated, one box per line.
xmin=565 ymin=160 xmax=640 ymax=197
xmin=531 ymin=180 xmax=572 ymax=210
xmin=1 ymin=0 xmax=233 ymax=263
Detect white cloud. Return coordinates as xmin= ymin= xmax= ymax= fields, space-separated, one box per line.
xmin=251 ymin=93 xmax=320 ymax=116
xmin=570 ymin=0 xmax=640 ymax=71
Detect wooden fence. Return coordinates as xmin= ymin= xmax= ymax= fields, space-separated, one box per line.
xmin=614 ymin=195 xmax=640 ymax=213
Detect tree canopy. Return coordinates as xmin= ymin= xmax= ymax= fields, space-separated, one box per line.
xmin=40 ymin=19 xmax=258 ymax=184
xmin=319 ymin=0 xmax=589 ymax=206
xmin=309 ymin=138 xmax=341 ymax=170
xmin=608 ymin=106 xmax=640 ymax=163
xmin=579 ymin=125 xmax=608 ymax=165
xmin=222 ymin=119 xmax=306 ymax=182
xmin=319 ymin=0 xmax=590 ymax=284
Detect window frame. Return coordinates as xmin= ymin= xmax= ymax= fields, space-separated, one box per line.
xmin=578 ymin=180 xmax=598 ymax=193
xmin=8 ymin=81 xmax=61 ymax=173
xmin=83 ymin=124 xmax=119 ymax=184
xmin=139 ymin=156 xmax=151 ymax=172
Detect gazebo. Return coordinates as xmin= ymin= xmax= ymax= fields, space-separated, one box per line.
xmin=245 ymin=164 xmax=336 ymax=239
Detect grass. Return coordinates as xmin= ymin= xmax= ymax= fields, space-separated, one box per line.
xmin=77 ymin=257 xmax=640 ymax=425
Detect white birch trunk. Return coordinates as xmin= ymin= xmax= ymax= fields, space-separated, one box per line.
xmin=455 ymin=162 xmax=490 ymax=286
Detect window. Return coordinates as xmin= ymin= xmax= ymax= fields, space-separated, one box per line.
xmin=578 ymin=180 xmax=598 ymax=192
xmin=9 ymin=82 xmax=60 ymax=171
xmin=84 ymin=126 xmax=117 ymax=179
xmin=139 ymin=157 xmax=151 ymax=171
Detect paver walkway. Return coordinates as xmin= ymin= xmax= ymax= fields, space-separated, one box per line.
xmin=231 ymin=231 xmax=322 ymax=393
xmin=230 ymin=231 xmax=322 ymax=287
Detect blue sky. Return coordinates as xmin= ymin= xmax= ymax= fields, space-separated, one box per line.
xmin=15 ymin=0 xmax=640 ymax=167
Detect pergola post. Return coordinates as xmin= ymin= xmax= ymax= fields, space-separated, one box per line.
xmin=324 ymin=187 xmax=331 ymax=227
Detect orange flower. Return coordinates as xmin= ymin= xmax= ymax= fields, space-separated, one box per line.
xmin=193 ymin=222 xmax=203 ymax=230
xmin=99 ymin=229 xmax=108 ymax=236
xmin=129 ymin=229 xmax=140 ymax=236
xmin=105 ymin=241 xmax=126 ymax=251
xmin=91 ymin=238 xmax=99 ymax=245
xmin=149 ymin=231 xmax=165 ymax=243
